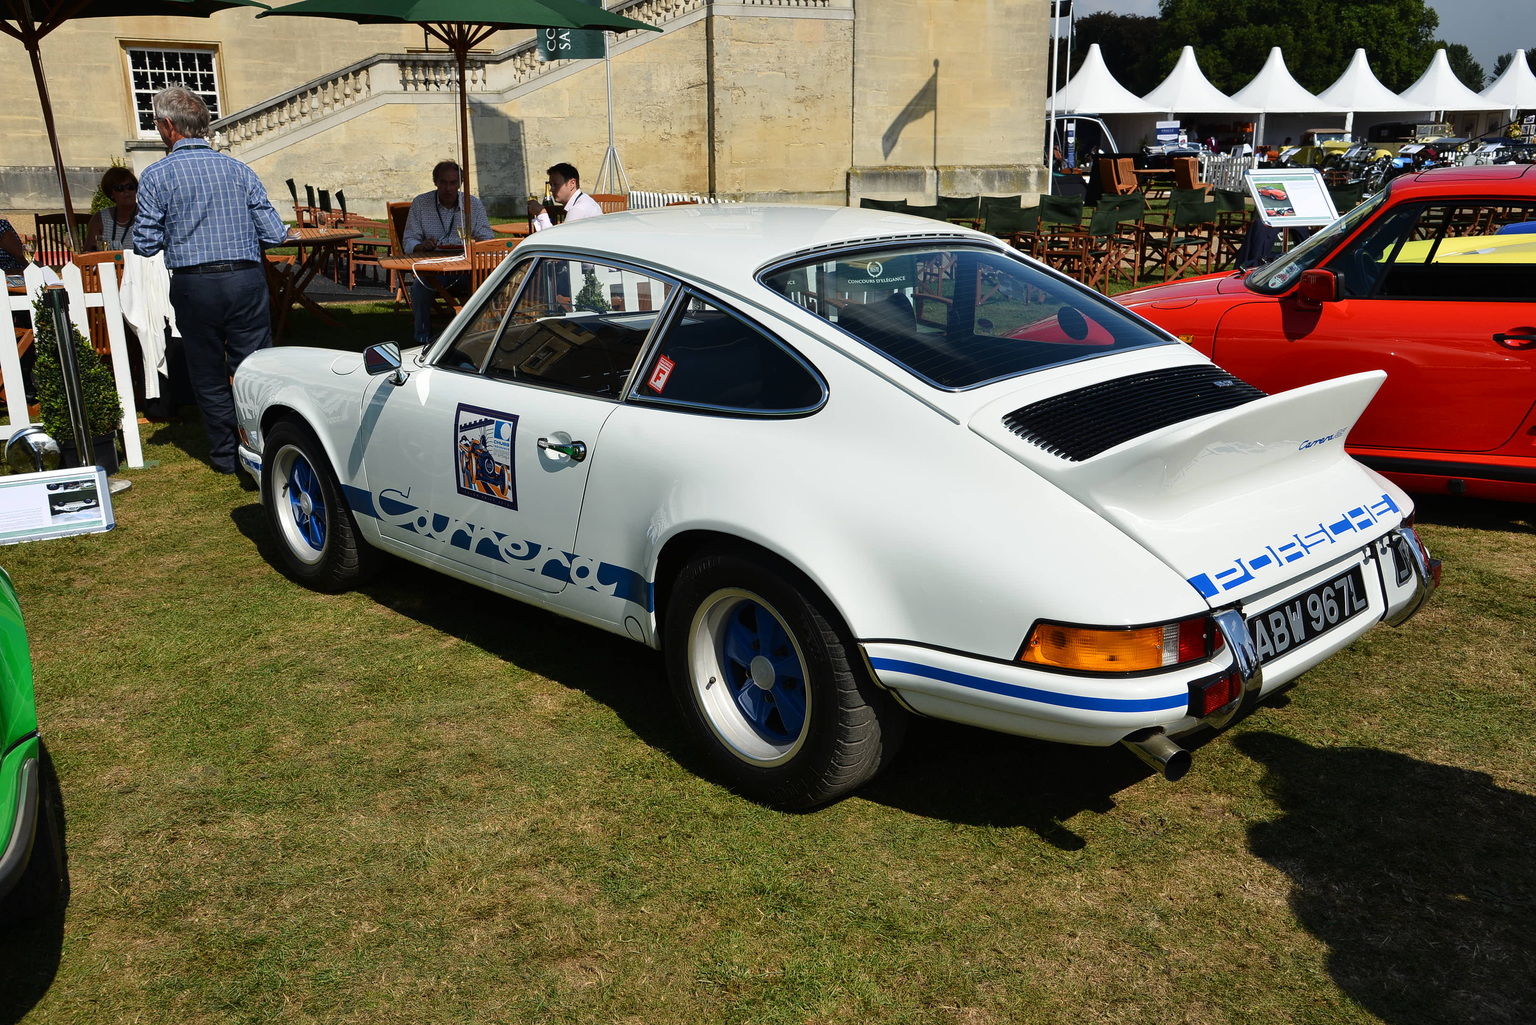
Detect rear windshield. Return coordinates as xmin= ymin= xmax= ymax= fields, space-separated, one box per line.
xmin=760 ymin=245 xmax=1172 ymax=389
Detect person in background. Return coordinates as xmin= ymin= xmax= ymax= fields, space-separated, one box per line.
xmin=132 ymin=85 xmax=289 ymax=475
xmin=402 ymin=159 xmax=494 ymax=348
xmin=0 ymin=220 xmax=27 ymax=273
xmin=86 ymin=167 xmax=139 ymax=252
xmin=527 ymin=163 xmax=603 ymax=230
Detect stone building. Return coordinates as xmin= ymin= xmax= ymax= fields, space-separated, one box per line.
xmin=1 ymin=0 xmax=1049 ymax=221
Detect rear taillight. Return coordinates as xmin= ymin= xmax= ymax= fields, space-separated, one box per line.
xmin=1020 ymin=615 xmax=1223 ymax=673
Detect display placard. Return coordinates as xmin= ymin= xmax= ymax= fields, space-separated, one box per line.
xmin=1244 ymin=167 xmax=1339 ymax=228
xmin=0 ymin=466 xmax=115 ymax=545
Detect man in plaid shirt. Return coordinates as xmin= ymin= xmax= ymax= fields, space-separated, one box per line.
xmin=133 ymin=85 xmax=288 ymax=476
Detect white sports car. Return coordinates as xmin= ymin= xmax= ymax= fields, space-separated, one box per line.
xmin=234 ymin=205 xmax=1438 ymax=807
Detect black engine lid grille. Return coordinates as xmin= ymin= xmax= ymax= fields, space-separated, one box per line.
xmin=1002 ymin=365 xmax=1266 ymax=462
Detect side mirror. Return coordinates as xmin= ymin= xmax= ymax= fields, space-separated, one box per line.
xmin=363 ymin=342 xmax=407 ymax=386
xmin=1296 ymin=268 xmax=1343 ymax=306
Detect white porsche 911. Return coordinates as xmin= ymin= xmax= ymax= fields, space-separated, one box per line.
xmin=233 ymin=205 xmax=1438 ymax=808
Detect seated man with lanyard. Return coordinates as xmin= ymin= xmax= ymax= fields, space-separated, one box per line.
xmin=403 ymin=159 xmax=495 ymax=348
xmin=526 ymin=162 xmax=604 ymax=230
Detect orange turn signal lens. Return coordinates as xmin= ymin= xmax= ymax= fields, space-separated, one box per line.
xmin=1020 ymin=617 xmax=1217 ymax=673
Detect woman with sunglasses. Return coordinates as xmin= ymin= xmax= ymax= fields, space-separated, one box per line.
xmin=86 ymin=166 xmax=139 ymax=251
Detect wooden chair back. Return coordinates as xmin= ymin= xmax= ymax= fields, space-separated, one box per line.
xmin=33 ymin=213 xmax=80 ymax=269
xmin=70 ymin=250 xmax=125 ymax=357
xmin=387 ymin=202 xmax=413 ymax=254
xmin=470 ymin=237 xmax=519 ymax=290
xmin=1098 ymin=157 xmax=1138 ymax=196
xmin=664 ymin=200 xmax=699 ymax=206
xmin=589 ymin=194 xmax=628 ymax=215
xmin=1172 ymin=156 xmax=1209 ymax=192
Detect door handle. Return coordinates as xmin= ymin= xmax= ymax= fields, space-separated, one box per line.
xmin=1493 ymin=332 xmax=1536 ymax=350
xmin=537 ymin=437 xmax=587 ymax=462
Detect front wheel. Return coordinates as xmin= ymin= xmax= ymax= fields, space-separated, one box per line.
xmin=665 ymin=549 xmax=906 ymax=809
xmin=261 ymin=418 xmax=377 ymax=592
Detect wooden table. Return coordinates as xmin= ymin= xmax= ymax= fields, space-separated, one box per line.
xmin=492 ymin=221 xmax=533 ymax=239
xmin=266 ymin=227 xmax=361 ymax=343
xmin=379 ymin=252 xmax=475 ymax=319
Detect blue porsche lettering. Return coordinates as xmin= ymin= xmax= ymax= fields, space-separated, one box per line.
xmin=358 ymin=488 xmax=650 ymax=608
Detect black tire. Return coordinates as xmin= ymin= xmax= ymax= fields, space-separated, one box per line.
xmin=0 ymin=743 xmax=66 ymax=925
xmin=261 ymin=418 xmax=378 ymax=592
xmin=664 ymin=548 xmax=907 ymax=809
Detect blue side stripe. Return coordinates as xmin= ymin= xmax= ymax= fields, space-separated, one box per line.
xmin=868 ymin=657 xmax=1188 ymax=713
xmin=342 ymin=484 xmax=377 ymax=518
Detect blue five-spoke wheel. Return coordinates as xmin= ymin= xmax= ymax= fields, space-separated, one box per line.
xmin=274 ymin=444 xmax=329 ymax=565
xmin=687 ymin=588 xmax=812 ymax=766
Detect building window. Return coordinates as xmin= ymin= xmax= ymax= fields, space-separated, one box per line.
xmin=128 ymin=47 xmax=220 ymax=138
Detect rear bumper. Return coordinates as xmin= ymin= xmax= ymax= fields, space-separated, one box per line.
xmin=862 ymin=528 xmax=1436 ymax=748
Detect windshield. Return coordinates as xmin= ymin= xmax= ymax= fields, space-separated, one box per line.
xmin=1245 ymin=189 xmax=1389 ymax=295
xmin=761 ymin=244 xmax=1173 ymax=390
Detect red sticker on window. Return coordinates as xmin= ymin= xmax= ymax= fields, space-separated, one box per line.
xmin=648 ymin=354 xmax=676 ymax=393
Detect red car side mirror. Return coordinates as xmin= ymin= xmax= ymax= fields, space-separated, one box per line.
xmin=1296 ymin=268 xmax=1342 ymax=306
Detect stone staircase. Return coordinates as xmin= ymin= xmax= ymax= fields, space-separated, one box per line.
xmin=210 ymin=0 xmax=721 ymax=162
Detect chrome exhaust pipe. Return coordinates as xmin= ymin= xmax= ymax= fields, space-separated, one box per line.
xmin=1121 ymin=730 xmax=1191 ymax=782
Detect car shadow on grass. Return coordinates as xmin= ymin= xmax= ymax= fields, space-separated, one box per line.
xmin=1237 ymin=732 xmax=1536 ymax=1025
xmin=228 ymin=501 xmax=1230 ymax=845
xmin=1409 ymin=494 xmax=1534 ymax=534
xmin=0 ymin=753 xmax=69 ymax=1024
xmin=228 ymin=503 xmax=688 ymax=757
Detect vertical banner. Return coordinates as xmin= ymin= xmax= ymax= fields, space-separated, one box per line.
xmin=537 ymin=0 xmax=609 ymax=61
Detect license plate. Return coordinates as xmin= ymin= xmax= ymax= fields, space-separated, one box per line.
xmin=1247 ymin=565 xmax=1369 ymax=663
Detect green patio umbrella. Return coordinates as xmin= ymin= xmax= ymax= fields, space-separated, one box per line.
xmin=259 ymin=0 xmax=658 ymax=226
xmin=1 ymin=0 xmax=271 ymax=241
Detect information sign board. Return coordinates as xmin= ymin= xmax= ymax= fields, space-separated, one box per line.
xmin=1244 ymin=167 xmax=1339 ymax=228
xmin=0 ymin=466 xmax=115 ymax=546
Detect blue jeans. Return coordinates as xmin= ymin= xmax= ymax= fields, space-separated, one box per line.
xmin=411 ymin=273 xmax=469 ymax=347
xmin=169 ymin=265 xmax=269 ymax=472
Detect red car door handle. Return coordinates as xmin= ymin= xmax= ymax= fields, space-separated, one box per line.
xmin=1492 ymin=332 xmax=1536 ymax=350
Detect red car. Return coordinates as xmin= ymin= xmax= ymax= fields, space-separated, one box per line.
xmin=1117 ymin=166 xmax=1536 ymax=503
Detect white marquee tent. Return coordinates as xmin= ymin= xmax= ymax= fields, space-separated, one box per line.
xmin=1479 ymin=49 xmax=1536 ymax=116
xmin=1142 ymin=45 xmax=1259 ymax=115
xmin=1398 ymin=48 xmax=1499 ymax=112
xmin=1049 ymin=43 xmax=1163 ymax=114
xmin=1317 ymin=48 xmax=1426 ymax=115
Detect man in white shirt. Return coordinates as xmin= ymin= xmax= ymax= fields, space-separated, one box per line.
xmin=526 ymin=163 xmax=604 ymax=230
xmin=403 ymin=160 xmax=495 ymax=347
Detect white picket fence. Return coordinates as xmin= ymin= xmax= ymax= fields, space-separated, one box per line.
xmin=4 ymin=262 xmax=145 ymax=469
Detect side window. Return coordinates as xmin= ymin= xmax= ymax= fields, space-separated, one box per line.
xmin=635 ymin=293 xmax=824 ymax=414
xmin=436 ymin=258 xmax=531 ymax=371
xmin=1355 ymin=202 xmax=1536 ymax=301
xmin=485 ymin=258 xmax=674 ymax=397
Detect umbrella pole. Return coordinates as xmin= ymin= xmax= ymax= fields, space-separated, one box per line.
xmin=22 ymin=30 xmax=79 ymax=245
xmin=458 ymin=44 xmax=471 ymax=244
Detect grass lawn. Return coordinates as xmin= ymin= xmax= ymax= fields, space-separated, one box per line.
xmin=0 ymin=305 xmax=1532 ymax=1024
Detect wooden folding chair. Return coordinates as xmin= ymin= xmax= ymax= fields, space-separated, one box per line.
xmin=1035 ymin=195 xmax=1088 ymax=277
xmin=1081 ymin=194 xmax=1148 ymax=291
xmin=1141 ymin=188 xmax=1219 ymax=281
xmin=589 ymin=194 xmax=629 ymax=214
xmin=1171 ymin=156 xmax=1211 ymax=194
xmin=1098 ymin=157 xmax=1138 ymax=196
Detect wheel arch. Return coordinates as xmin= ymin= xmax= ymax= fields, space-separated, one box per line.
xmin=652 ymin=530 xmax=859 ymax=654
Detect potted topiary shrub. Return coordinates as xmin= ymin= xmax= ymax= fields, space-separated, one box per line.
xmin=31 ymin=297 xmax=123 ymax=474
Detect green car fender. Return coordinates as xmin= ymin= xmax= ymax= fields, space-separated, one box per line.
xmin=0 ymin=567 xmax=41 ymax=903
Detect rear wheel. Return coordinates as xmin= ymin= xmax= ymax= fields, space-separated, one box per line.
xmin=665 ymin=548 xmax=906 ymax=808
xmin=262 ymin=418 xmax=377 ymax=592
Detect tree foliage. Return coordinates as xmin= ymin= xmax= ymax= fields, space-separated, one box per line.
xmin=1155 ymin=0 xmax=1440 ymax=93
xmin=1069 ymin=13 xmax=1165 ymax=96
